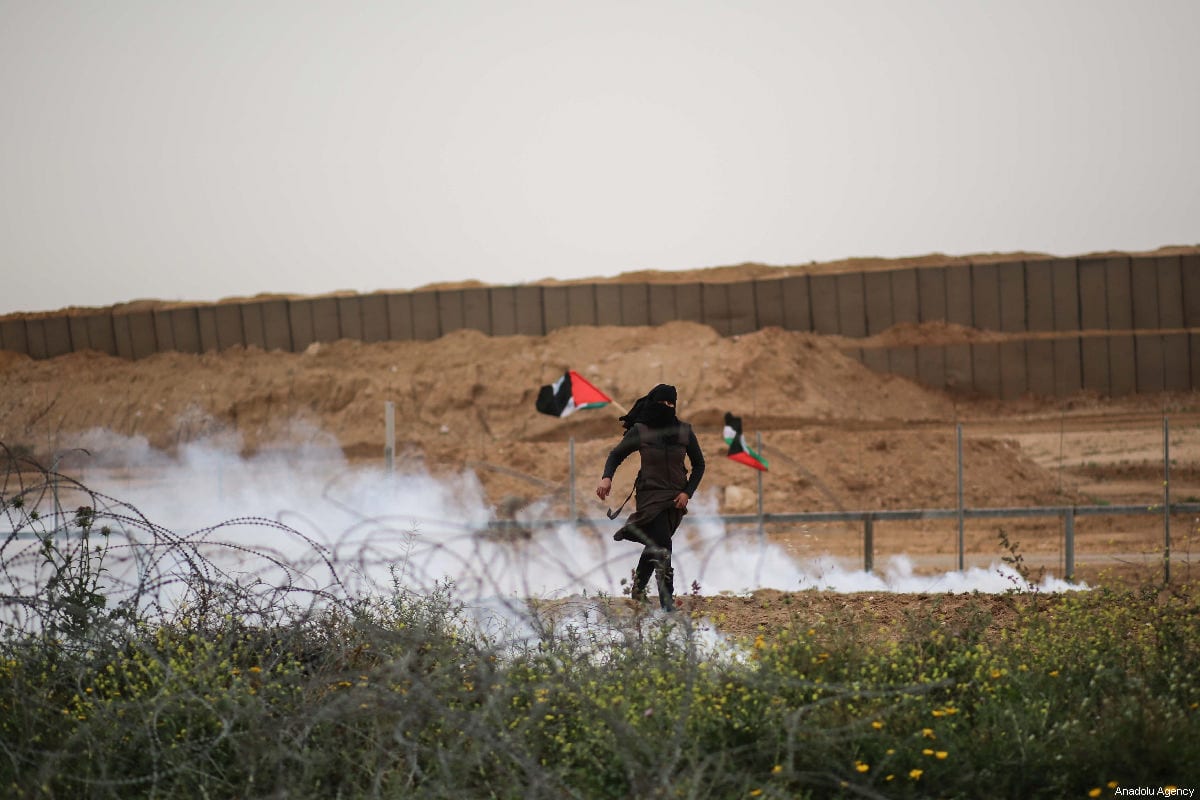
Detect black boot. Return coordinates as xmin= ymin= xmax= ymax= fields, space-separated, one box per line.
xmin=629 ymin=567 xmax=651 ymax=603
xmin=655 ymin=565 xmax=675 ymax=612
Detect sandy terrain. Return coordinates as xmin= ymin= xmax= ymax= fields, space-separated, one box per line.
xmin=3 ymin=256 xmax=1198 ymax=636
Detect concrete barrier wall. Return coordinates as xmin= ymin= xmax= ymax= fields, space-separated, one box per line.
xmin=7 ymin=254 xmax=1200 ymax=398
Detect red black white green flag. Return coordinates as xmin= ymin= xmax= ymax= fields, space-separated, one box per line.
xmin=723 ymin=412 xmax=769 ymax=471
xmin=536 ymin=370 xmax=613 ymax=417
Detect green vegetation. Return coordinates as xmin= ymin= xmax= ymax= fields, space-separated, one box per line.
xmin=2 ymin=451 xmax=1198 ymax=798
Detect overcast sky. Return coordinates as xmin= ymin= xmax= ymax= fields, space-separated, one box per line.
xmin=1 ymin=1 xmax=1197 ymax=316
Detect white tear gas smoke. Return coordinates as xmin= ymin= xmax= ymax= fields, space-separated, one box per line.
xmin=3 ymin=429 xmax=1085 ymax=620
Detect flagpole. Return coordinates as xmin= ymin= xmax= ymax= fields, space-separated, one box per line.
xmin=568 ymin=436 xmax=576 ymax=521
xmin=756 ymin=431 xmax=765 ymax=542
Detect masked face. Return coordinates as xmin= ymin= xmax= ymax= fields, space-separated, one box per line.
xmin=645 ymin=400 xmax=677 ymax=428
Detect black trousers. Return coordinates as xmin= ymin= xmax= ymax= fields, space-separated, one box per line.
xmin=630 ymin=510 xmax=674 ymax=592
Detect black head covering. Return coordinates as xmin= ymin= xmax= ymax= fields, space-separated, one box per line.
xmin=619 ymin=384 xmax=678 ymax=430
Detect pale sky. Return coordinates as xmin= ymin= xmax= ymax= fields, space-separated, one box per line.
xmin=1 ymin=1 xmax=1197 ymax=316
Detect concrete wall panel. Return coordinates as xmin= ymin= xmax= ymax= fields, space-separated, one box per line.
xmin=864 ymin=272 xmax=892 ymax=335
xmin=618 ymin=284 xmax=649 ymax=327
xmin=1054 ymin=337 xmax=1083 ymax=396
xmin=44 ymin=316 xmax=73 ymax=358
xmin=1080 ymin=336 xmax=1109 ymax=393
xmin=461 ymin=288 xmax=491 ymax=334
xmin=1135 ymin=333 xmax=1165 ymax=394
xmin=67 ymin=316 xmax=90 ymax=352
xmin=1025 ymin=261 xmax=1055 ymax=331
xmin=287 ymin=301 xmax=314 ymax=351
xmin=1163 ymin=333 xmax=1189 ymax=392
xmin=997 ymin=261 xmax=1026 ymax=332
xmin=970 ymin=263 xmax=1001 ymax=331
xmin=647 ymin=284 xmax=677 ymax=326
xmin=1155 ymin=256 xmax=1184 ymax=329
xmin=360 ymin=295 xmax=390 ymax=342
xmin=152 ymin=311 xmax=175 ymax=353
xmin=860 ymin=348 xmax=889 ymax=373
xmin=241 ymin=303 xmax=267 ymax=350
xmin=971 ymin=343 xmax=1001 ymax=396
xmin=998 ymin=340 xmax=1027 ymax=399
xmin=888 ymin=346 xmax=918 ymax=381
xmin=1077 ymin=258 xmax=1108 ymax=330
xmin=515 ymin=286 xmax=543 ymax=335
xmin=1026 ymin=340 xmax=1055 ymax=396
xmin=810 ymin=274 xmax=839 ymax=334
xmin=835 ymin=272 xmax=866 ymax=337
xmin=214 ymin=304 xmax=246 ymax=350
xmin=754 ymin=279 xmax=785 ymax=329
xmin=780 ymin=276 xmax=811 ymax=331
xmin=1104 ymin=256 xmax=1133 ymax=330
xmin=0 ymin=320 xmax=18 ymax=354
xmin=311 ymin=298 xmax=343 ymax=343
xmin=917 ymin=267 xmax=947 ymax=322
xmin=945 ymin=266 xmax=972 ymax=326
xmin=863 ymin=271 xmax=893 ymax=335
xmin=436 ymin=291 xmax=465 ymax=335
xmin=24 ymin=319 xmax=48 ymax=359
xmin=86 ymin=314 xmax=117 ymax=356
xmin=197 ymin=307 xmax=220 ymax=352
xmin=727 ymin=281 xmax=757 ymax=334
xmin=701 ymin=283 xmax=731 ymax=335
xmin=410 ymin=291 xmax=440 ymax=340
xmin=542 ymin=286 xmax=569 ymax=332
xmin=891 ymin=269 xmax=920 ymax=326
xmin=1182 ymin=254 xmax=1200 ymax=328
xmin=43 ymin=316 xmax=73 ymax=359
xmin=566 ymin=285 xmax=597 ymax=326
xmin=1050 ymin=259 xmax=1080 ymax=331
xmin=127 ymin=312 xmax=158 ymax=360
xmin=112 ymin=314 xmax=134 ymax=359
xmin=674 ymin=284 xmax=703 ymax=324
xmin=489 ymin=287 xmax=518 ymax=336
xmin=261 ymin=301 xmax=291 ymax=351
xmin=1192 ymin=334 xmax=1200 ymax=393
xmin=336 ymin=296 xmax=364 ymax=341
xmin=169 ymin=308 xmax=202 ymax=354
xmin=386 ymin=293 xmax=414 ymax=341
xmin=1131 ymin=256 xmax=1161 ymax=329
xmin=1108 ymin=334 xmax=1136 ymax=396
xmin=595 ymin=284 xmax=621 ymax=326
xmin=916 ymin=345 xmax=946 ymax=388
xmin=944 ymin=343 xmax=972 ymax=390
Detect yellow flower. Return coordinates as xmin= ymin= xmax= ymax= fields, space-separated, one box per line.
xmin=935 ymin=751 xmax=948 ymax=760
xmin=922 ymin=748 xmax=934 ymax=756
xmin=909 ymin=769 xmax=923 ymax=780
xmin=1049 ymin=670 xmax=1060 ymax=678
xmin=748 ymin=791 xmax=763 ymax=798
xmin=1088 ymin=790 xmax=1101 ymax=798
xmin=922 ymin=728 xmax=935 ymax=739
xmin=931 ymin=709 xmax=945 ymax=717
xmin=990 ymin=669 xmax=1003 ymax=679
xmin=871 ymin=720 xmax=883 ymax=730
xmin=248 ymin=666 xmax=262 ymax=674
xmin=771 ymin=765 xmax=783 ymax=775
xmin=885 ymin=774 xmax=894 ymax=782
xmin=854 ymin=761 xmax=869 ymax=773
xmin=1108 ymin=782 xmax=1120 ymax=789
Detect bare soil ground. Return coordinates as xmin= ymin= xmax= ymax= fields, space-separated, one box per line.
xmin=3 ymin=254 xmax=1198 ymax=637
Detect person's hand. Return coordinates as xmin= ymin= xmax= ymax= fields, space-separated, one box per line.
xmin=596 ymin=477 xmax=612 ymax=501
xmin=674 ymin=492 xmax=689 ymax=510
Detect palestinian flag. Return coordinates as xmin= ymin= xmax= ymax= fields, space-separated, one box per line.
xmin=723 ymin=412 xmax=769 ymax=471
xmin=535 ymin=370 xmax=613 ymax=417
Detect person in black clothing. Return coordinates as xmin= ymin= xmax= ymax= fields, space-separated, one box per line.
xmin=596 ymin=384 xmax=705 ymax=612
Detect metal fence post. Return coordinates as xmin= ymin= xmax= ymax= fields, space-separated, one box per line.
xmin=864 ymin=515 xmax=874 ymax=573
xmin=384 ymin=401 xmax=395 ymax=473
xmin=956 ymin=423 xmax=965 ymax=571
xmin=1064 ymin=507 xmax=1075 ymax=582
xmin=756 ymin=431 xmax=765 ymax=543
xmin=1164 ymin=416 xmax=1171 ymax=584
